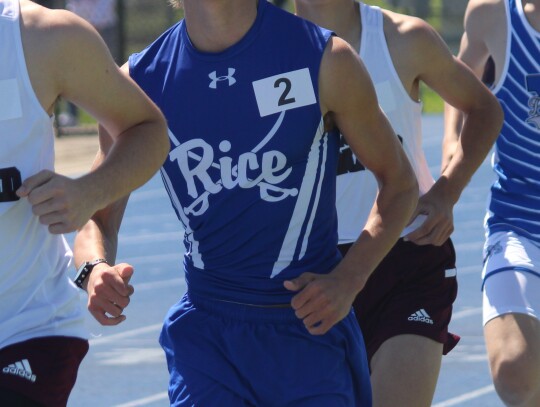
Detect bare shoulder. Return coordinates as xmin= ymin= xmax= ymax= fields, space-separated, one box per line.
xmin=465 ymin=0 xmax=505 ymax=16
xmin=381 ymin=9 xmax=446 ymax=58
xmin=464 ymin=0 xmax=506 ymax=32
xmin=20 ymin=0 xmax=117 ymax=112
xmin=319 ymin=35 xmax=373 ymax=113
xmin=321 ymin=35 xmax=360 ymax=68
xmin=20 ymin=0 xmax=105 ymax=63
xmin=380 ymin=8 xmax=454 ymax=86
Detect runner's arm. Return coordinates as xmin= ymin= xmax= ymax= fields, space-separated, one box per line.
xmin=400 ymin=15 xmax=503 ymax=245
xmin=285 ymin=36 xmax=418 ymax=335
xmin=442 ymin=0 xmax=499 ymax=173
xmin=17 ymin=9 xmax=169 ymax=234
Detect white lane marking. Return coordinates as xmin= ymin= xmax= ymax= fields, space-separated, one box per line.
xmin=118 ymin=231 xmax=182 ymax=244
xmin=134 ymin=277 xmax=184 ymax=292
xmin=89 ymin=324 xmax=162 ymax=346
xmin=454 ymin=265 xmax=480 ymax=276
xmin=113 ymin=392 xmax=169 ymax=407
xmin=432 ymin=384 xmax=495 ymax=406
xmin=452 ymin=307 xmax=482 ymax=320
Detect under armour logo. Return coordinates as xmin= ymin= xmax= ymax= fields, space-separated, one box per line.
xmin=209 ymin=68 xmax=236 ymax=89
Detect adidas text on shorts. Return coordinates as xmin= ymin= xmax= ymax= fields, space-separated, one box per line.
xmin=340 ymin=238 xmax=460 ymax=361
xmin=0 ymin=336 xmax=88 ymax=407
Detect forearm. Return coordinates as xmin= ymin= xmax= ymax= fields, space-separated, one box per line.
xmin=76 ymin=119 xmax=168 ymax=212
xmin=337 ymin=175 xmax=418 ymax=291
xmin=439 ymin=98 xmax=502 ymax=204
xmin=73 ymin=196 xmax=128 ymax=267
xmin=442 ymin=103 xmax=464 ymax=173
xmin=73 ymin=198 xmax=134 ymax=322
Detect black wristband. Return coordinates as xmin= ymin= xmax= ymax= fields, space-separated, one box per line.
xmin=74 ymin=259 xmax=108 ymax=289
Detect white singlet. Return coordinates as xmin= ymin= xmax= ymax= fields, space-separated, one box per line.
xmin=336 ymin=3 xmax=434 ymax=244
xmin=0 ymin=0 xmax=87 ymax=350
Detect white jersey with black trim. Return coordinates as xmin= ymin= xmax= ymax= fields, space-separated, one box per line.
xmin=336 ymin=2 xmax=434 ymax=244
xmin=0 ymin=0 xmax=87 ymax=349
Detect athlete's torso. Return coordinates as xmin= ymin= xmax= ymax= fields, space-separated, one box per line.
xmin=487 ymin=0 xmax=540 ymax=245
xmin=0 ymin=0 xmax=86 ymax=349
xmin=336 ymin=2 xmax=434 ymax=244
xmin=130 ymin=1 xmax=339 ymax=305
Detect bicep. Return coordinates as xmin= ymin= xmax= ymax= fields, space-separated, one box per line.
xmin=423 ymin=51 xmax=492 ymax=115
xmin=55 ymin=22 xmax=160 ymax=138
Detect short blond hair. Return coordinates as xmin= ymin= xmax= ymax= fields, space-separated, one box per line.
xmin=169 ymin=0 xmax=181 ymax=8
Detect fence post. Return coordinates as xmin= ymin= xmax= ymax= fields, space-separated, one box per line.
xmin=117 ymin=0 xmax=126 ymax=63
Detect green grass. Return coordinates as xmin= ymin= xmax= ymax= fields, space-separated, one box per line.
xmin=421 ymin=84 xmax=444 ymax=114
xmin=78 ymin=109 xmax=96 ymax=125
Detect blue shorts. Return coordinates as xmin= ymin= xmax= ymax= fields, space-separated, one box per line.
xmin=159 ymin=293 xmax=371 ymax=407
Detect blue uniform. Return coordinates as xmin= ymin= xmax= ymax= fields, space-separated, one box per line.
xmin=487 ymin=0 xmax=540 ymax=246
xmin=129 ymin=1 xmax=371 ymax=405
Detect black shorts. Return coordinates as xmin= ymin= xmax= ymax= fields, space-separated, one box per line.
xmin=0 ymin=336 xmax=89 ymax=407
xmin=339 ymin=238 xmax=460 ymax=363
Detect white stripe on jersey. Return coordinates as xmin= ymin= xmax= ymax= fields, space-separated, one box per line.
xmin=271 ymin=118 xmax=326 ymax=278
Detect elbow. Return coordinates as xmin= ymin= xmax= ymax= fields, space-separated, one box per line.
xmin=148 ymin=112 xmax=170 ymax=169
xmin=156 ymin=120 xmax=171 ymax=165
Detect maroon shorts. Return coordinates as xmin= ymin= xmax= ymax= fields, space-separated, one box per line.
xmin=339 ymin=238 xmax=460 ymax=363
xmin=0 ymin=336 xmax=89 ymax=407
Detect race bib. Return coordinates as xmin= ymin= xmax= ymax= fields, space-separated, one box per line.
xmin=252 ymin=68 xmax=317 ymax=117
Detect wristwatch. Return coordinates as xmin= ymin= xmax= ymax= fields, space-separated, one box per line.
xmin=74 ymin=259 xmax=108 ymax=289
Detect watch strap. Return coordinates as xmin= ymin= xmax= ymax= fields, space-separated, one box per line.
xmin=74 ymin=258 xmax=108 ymax=289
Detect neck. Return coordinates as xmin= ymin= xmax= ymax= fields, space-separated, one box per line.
xmin=295 ymin=0 xmax=360 ymax=48
xmin=183 ymin=0 xmax=258 ymax=52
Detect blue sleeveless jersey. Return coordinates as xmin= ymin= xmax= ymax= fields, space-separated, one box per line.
xmin=487 ymin=0 xmax=540 ymax=245
xmin=129 ymin=1 xmax=340 ymax=305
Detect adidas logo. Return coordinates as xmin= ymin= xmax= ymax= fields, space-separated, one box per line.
xmin=408 ymin=309 xmax=434 ymax=325
xmin=2 ymin=359 xmax=37 ymax=383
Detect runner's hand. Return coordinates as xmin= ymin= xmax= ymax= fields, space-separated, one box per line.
xmin=404 ymin=189 xmax=454 ymax=246
xmin=86 ymin=263 xmax=135 ymax=326
xmin=17 ymin=170 xmax=99 ymax=234
xmin=284 ymin=271 xmax=357 ymax=335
